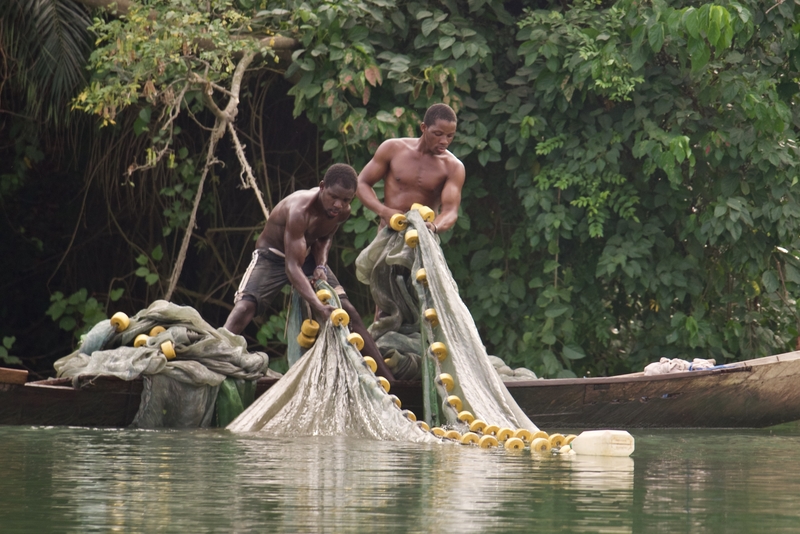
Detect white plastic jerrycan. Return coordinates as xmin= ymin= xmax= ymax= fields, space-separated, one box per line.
xmin=569 ymin=430 xmax=635 ymax=457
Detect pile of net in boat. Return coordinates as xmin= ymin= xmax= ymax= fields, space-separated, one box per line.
xmin=229 ymin=208 xmax=539 ymax=440
xmin=54 ymin=300 xmax=273 ymax=428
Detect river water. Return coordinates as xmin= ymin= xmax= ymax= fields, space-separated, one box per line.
xmin=1 ymin=423 xmax=799 ymax=533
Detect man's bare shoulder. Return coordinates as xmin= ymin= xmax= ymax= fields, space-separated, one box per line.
xmin=272 ymin=188 xmax=317 ymax=217
xmin=444 ymin=149 xmax=464 ymax=167
xmin=376 ymin=137 xmax=417 ymax=154
xmin=442 ymin=149 xmax=465 ymax=177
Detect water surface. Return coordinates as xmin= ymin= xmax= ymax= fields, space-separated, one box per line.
xmin=1 ymin=424 xmax=799 ymax=533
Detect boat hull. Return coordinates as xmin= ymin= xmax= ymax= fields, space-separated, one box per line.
xmin=4 ymin=351 xmax=800 ymax=429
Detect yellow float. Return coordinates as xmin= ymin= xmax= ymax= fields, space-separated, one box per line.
xmin=378 ymin=376 xmax=390 ymax=393
xmin=418 ymin=206 xmax=435 ymax=222
xmin=149 ymin=326 xmax=166 ymax=336
xmin=446 ymin=395 xmax=462 ymax=412
xmin=549 ymin=433 xmax=566 ymax=448
xmin=423 ymin=308 xmax=439 ymax=327
xmin=514 ymin=429 xmax=533 ymax=442
xmin=531 ymin=437 xmax=551 ymax=453
xmin=444 ymin=430 xmax=462 ymax=440
xmin=363 ymin=356 xmax=377 ymax=373
xmin=460 ymin=432 xmax=480 ymax=445
xmin=330 ymin=308 xmax=350 ymax=327
xmin=404 ymin=229 xmax=419 ymax=248
xmin=430 ymin=341 xmax=447 ymax=361
xmin=110 ymin=312 xmax=130 ymax=332
xmin=301 ymin=319 xmax=320 ymax=337
xmin=160 ymin=340 xmax=176 ymax=360
xmin=469 ymin=419 xmax=487 ymax=433
xmin=347 ymin=332 xmax=365 ymax=351
xmin=483 ymin=424 xmax=500 ymax=436
xmin=438 ymin=373 xmax=454 ymax=392
xmin=457 ymin=411 xmax=475 ymax=424
xmin=296 ymin=332 xmax=315 ymax=349
xmin=504 ymin=437 xmax=525 ymax=451
xmin=496 ymin=427 xmax=515 ymax=442
xmin=478 ymin=435 xmax=499 ymax=448
xmin=389 ymin=213 xmax=408 ymax=231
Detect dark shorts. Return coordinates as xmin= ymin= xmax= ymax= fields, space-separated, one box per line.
xmin=234 ymin=248 xmax=346 ymax=316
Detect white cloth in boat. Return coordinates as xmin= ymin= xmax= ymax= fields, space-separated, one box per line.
xmin=643 ymin=357 xmax=717 ymax=376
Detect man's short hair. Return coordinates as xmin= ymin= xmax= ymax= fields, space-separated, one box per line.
xmin=423 ymin=103 xmax=457 ymax=126
xmin=322 ymin=163 xmax=357 ymax=191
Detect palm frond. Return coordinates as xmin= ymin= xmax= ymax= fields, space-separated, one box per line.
xmin=1 ymin=0 xmax=93 ymax=125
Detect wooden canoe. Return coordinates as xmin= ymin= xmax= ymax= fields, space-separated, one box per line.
xmin=3 ymin=350 xmax=800 ymax=429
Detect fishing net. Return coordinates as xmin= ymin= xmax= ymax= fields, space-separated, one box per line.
xmin=227 ymin=286 xmax=439 ymax=443
xmin=356 ymin=210 xmax=539 ymax=432
xmin=54 ymin=300 xmax=273 ymax=428
xmin=230 ymin=208 xmax=538 ymax=440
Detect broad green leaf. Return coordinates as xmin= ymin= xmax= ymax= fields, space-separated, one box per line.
xmin=322 ymin=138 xmax=340 ymax=151
xmin=544 ymin=303 xmax=569 ymax=318
xmin=439 ymin=36 xmax=456 ymax=49
xmin=562 ymin=344 xmax=586 ymax=360
xmin=648 ymin=23 xmax=664 ymax=53
xmin=683 ymin=8 xmax=701 ymax=39
xmin=421 ymin=18 xmax=438 ymax=37
xmin=762 ymin=270 xmax=780 ymax=294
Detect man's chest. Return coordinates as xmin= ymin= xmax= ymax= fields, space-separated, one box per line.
xmin=389 ymin=156 xmax=448 ymax=191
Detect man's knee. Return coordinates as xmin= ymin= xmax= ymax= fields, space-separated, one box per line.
xmin=225 ymin=299 xmax=257 ymax=333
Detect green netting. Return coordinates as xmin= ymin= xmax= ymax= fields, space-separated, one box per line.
xmin=54 ymin=300 xmax=272 ymax=428
xmin=215 ymin=377 xmax=258 ymax=427
xmin=356 ymin=210 xmax=540 ymax=432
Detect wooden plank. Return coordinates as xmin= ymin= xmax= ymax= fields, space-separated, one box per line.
xmin=0 ymin=367 xmax=28 ymax=385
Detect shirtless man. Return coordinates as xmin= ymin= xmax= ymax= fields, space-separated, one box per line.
xmin=356 ymin=103 xmax=465 ymax=234
xmin=224 ymin=163 xmax=393 ymax=379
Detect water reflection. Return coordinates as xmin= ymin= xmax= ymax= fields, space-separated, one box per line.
xmin=2 ymin=426 xmax=800 ymax=532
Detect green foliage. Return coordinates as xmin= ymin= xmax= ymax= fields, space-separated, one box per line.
xmin=0 ymin=119 xmax=44 ymax=202
xmin=46 ymin=288 xmax=123 ymax=340
xmin=74 ymin=0 xmax=267 ymax=124
xmin=135 ymin=246 xmax=164 ymax=286
xmin=73 ymin=0 xmax=800 ymax=378
xmin=159 ymin=150 xmax=207 ymax=236
xmin=257 ymin=310 xmax=289 ymax=373
xmin=256 ymin=310 xmax=288 ymax=346
xmin=0 ymin=0 xmax=93 ymax=125
xmin=0 ymin=337 xmax=21 ymax=365
xmin=269 ymin=0 xmax=800 ymax=376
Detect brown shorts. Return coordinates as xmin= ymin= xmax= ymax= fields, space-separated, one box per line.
xmin=234 ymin=248 xmax=346 ymax=316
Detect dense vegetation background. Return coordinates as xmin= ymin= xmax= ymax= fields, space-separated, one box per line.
xmin=2 ymin=0 xmax=800 ymax=379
